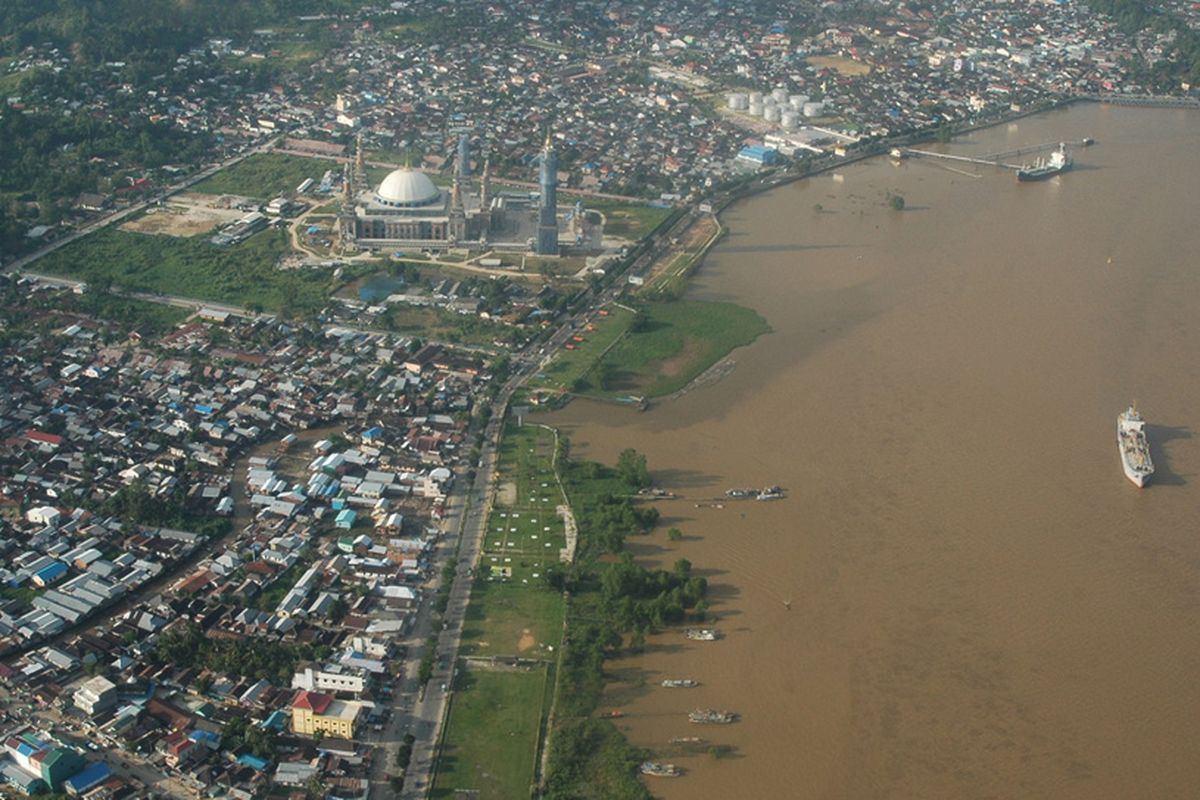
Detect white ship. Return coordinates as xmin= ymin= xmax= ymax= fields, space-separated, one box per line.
xmin=661 ymin=679 xmax=699 ymax=688
xmin=1117 ymin=405 xmax=1154 ymax=487
xmin=640 ymin=762 xmax=682 ymax=777
xmin=685 ymin=628 xmax=721 ymax=641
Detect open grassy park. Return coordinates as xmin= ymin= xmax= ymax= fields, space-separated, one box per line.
xmin=587 ymin=199 xmax=676 ymax=239
xmin=192 ymin=153 xmax=333 ymax=199
xmin=431 ymin=665 xmax=551 ymax=800
xmin=599 ymin=300 xmax=770 ymax=397
xmin=530 ymin=299 xmax=769 ymax=400
xmin=33 ymin=226 xmax=332 ymax=313
xmin=434 ymin=422 xmax=566 ymax=795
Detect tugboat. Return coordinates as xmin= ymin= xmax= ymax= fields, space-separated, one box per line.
xmin=689 ymin=709 xmax=737 ymax=724
xmin=1117 ymin=405 xmax=1155 ymax=487
xmin=640 ymin=762 xmax=682 ymax=777
xmin=685 ymin=628 xmax=721 ymax=641
xmin=661 ymin=679 xmax=699 ymax=688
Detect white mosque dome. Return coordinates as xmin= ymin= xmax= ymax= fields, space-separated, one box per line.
xmin=375 ymin=167 xmax=440 ymax=207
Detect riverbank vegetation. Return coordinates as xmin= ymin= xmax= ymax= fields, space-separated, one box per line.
xmin=531 ymin=299 xmax=768 ymax=402
xmin=540 ymin=442 xmax=710 ymax=799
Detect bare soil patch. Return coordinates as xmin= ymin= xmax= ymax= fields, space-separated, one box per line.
xmin=120 ymin=192 xmax=249 ymax=237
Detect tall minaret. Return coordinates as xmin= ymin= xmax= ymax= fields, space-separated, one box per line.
xmin=480 ymin=157 xmax=492 ymax=215
xmin=352 ymin=133 xmax=366 ymax=192
xmin=535 ymin=131 xmax=559 ymax=255
xmin=449 ymin=174 xmax=466 ymax=243
xmin=457 ymin=133 xmax=471 ymax=180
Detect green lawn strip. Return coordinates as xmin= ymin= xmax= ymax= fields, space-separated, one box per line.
xmin=431 ymin=666 xmax=548 ymax=800
xmin=528 ymin=306 xmax=636 ymax=395
xmin=459 ymin=580 xmax=564 ymax=658
xmin=192 ymin=153 xmax=332 ymax=199
xmin=33 ymin=227 xmax=330 ymax=313
xmin=594 ymin=300 xmax=770 ymax=397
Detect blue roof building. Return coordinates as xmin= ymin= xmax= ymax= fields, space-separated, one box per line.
xmin=238 ymin=753 xmax=269 ymax=771
xmin=335 ymin=509 xmax=357 ymax=529
xmin=32 ymin=561 xmax=69 ymax=587
xmin=736 ymin=145 xmax=779 ymax=166
xmin=63 ymin=762 xmax=112 ymax=796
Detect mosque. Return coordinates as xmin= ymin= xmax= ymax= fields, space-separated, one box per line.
xmin=339 ymin=133 xmax=582 ymax=256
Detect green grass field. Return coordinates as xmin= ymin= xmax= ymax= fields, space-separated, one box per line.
xmin=481 ymin=424 xmax=567 ymax=581
xmin=595 ymin=300 xmax=770 ymax=397
xmin=435 ymin=423 xmax=568 ymax=794
xmin=431 ymin=666 xmax=550 ymax=800
xmin=192 ymin=153 xmax=332 ymax=199
xmin=527 ymin=305 xmax=636 ymax=397
xmin=529 ymin=299 xmax=769 ymax=399
xmin=587 ymin=200 xmax=675 ymax=239
xmin=34 ymin=227 xmax=331 ymax=313
xmin=459 ymin=580 xmax=564 ymax=658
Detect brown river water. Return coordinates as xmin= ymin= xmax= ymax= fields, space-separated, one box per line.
xmin=544 ymin=104 xmax=1200 ymax=799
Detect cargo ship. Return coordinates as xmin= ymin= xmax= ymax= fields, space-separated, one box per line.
xmin=1017 ymin=143 xmax=1072 ymax=181
xmin=1117 ymin=405 xmax=1154 ymax=487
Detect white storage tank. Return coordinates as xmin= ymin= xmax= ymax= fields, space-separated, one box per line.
xmin=763 ymin=105 xmax=781 ymax=122
xmin=772 ymin=87 xmax=789 ymax=103
xmin=726 ymin=92 xmax=749 ymax=110
xmin=748 ymin=101 xmax=764 ymax=117
xmin=748 ymin=91 xmax=764 ymax=105
xmin=802 ymin=101 xmax=825 ymax=117
xmin=789 ymin=94 xmax=810 ymax=109
xmin=780 ymin=111 xmax=800 ymax=129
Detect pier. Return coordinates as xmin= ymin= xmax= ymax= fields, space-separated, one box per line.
xmin=902 ymin=148 xmax=1022 ymax=170
xmin=904 ymin=138 xmax=1091 ymax=171
xmin=1078 ymin=93 xmax=1200 ymax=109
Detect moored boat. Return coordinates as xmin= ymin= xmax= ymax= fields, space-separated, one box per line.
xmin=756 ymin=485 xmax=784 ymax=500
xmin=1117 ymin=405 xmax=1154 ymax=487
xmin=640 ymin=762 xmax=682 ymax=777
xmin=685 ymin=628 xmax=721 ymax=641
xmin=689 ymin=709 xmax=737 ymax=724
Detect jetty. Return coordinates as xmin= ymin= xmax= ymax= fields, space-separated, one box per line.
xmin=903 ymin=138 xmax=1093 ymax=172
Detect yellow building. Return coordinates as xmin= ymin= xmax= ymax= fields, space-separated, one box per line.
xmin=291 ymin=691 xmax=363 ymax=739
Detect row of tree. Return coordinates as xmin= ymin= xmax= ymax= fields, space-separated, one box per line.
xmin=152 ymin=621 xmax=330 ymax=688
